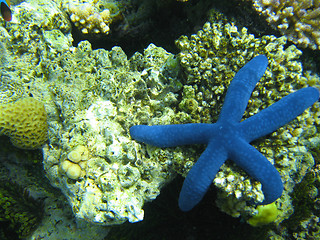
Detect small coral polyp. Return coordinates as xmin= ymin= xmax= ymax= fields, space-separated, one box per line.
xmin=0 ymin=97 xmax=48 ymax=149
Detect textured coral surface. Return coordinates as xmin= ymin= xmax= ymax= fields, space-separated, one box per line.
xmin=65 ymin=0 xmax=121 ymax=35
xmin=0 ymin=97 xmax=48 ymax=149
xmin=42 ymin=42 xmax=180 ymax=225
xmin=174 ymin=11 xmax=320 ymax=223
xmin=251 ymin=0 xmax=320 ymax=50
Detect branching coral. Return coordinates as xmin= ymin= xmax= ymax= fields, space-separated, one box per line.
xmin=251 ymin=0 xmax=320 ymax=50
xmin=65 ymin=0 xmax=121 ymax=35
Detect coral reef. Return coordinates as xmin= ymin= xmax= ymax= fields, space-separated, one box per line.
xmin=174 ymin=10 xmax=320 ymax=223
xmin=130 ymin=55 xmax=319 ymax=212
xmin=0 ymin=142 xmax=110 ymax=240
xmin=1 ymin=0 xmax=320 ymax=238
xmin=277 ymin=163 xmax=320 ymax=239
xmin=251 ymin=0 xmax=320 ymax=50
xmin=0 ymin=97 xmax=48 ymax=149
xmin=0 ymin=1 xmax=187 ymax=225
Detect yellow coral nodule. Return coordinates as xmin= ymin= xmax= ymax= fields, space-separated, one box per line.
xmin=67 ymin=3 xmax=113 ymax=35
xmin=66 ymin=163 xmax=82 ymax=180
xmin=67 ymin=150 xmax=82 ymax=163
xmin=67 ymin=145 xmax=89 ymax=163
xmin=61 ymin=160 xmax=82 ymax=180
xmin=0 ymin=97 xmax=48 ymax=149
xmin=247 ymin=202 xmax=278 ymax=227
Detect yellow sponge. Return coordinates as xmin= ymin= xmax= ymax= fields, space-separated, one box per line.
xmin=0 ymin=97 xmax=48 ymax=149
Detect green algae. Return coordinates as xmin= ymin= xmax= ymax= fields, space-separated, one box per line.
xmin=283 ymin=172 xmax=317 ymax=230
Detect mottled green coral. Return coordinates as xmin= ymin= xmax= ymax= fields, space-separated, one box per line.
xmin=283 ymin=172 xmax=316 ymax=228
xmin=0 ymin=181 xmax=43 ymax=238
xmin=0 ymin=0 xmax=73 ymax=104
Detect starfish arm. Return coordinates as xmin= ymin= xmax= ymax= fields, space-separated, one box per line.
xmin=218 ymin=55 xmax=268 ymax=123
xmin=178 ymin=140 xmax=227 ymax=211
xmin=240 ymin=87 xmax=320 ymax=142
xmin=130 ymin=123 xmax=214 ymax=147
xmin=229 ymin=138 xmax=283 ymax=204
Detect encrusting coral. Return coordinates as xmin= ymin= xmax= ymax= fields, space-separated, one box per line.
xmin=248 ymin=202 xmax=278 ymax=227
xmin=0 ymin=97 xmax=48 ymax=149
xmin=250 ymin=0 xmax=320 ymax=50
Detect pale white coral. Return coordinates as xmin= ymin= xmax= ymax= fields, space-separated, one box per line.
xmin=251 ymin=0 xmax=320 ymax=49
xmin=66 ymin=0 xmax=120 ymax=35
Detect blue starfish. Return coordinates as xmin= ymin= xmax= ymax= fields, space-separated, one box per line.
xmin=130 ymin=55 xmax=319 ymax=211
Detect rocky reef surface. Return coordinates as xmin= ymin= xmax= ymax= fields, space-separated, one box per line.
xmin=0 ymin=0 xmax=319 ymax=239
xmin=42 ymin=41 xmax=180 ymax=225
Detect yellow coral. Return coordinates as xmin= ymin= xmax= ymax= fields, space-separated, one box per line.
xmin=60 ymin=145 xmax=89 ymax=180
xmin=0 ymin=97 xmax=48 ymax=149
xmin=247 ymin=202 xmax=278 ymax=227
xmin=67 ymin=0 xmax=121 ymax=35
xmin=61 ymin=160 xmax=83 ymax=180
xmin=67 ymin=145 xmax=89 ymax=163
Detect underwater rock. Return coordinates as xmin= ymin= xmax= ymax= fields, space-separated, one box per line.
xmin=42 ymin=42 xmax=181 ymax=225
